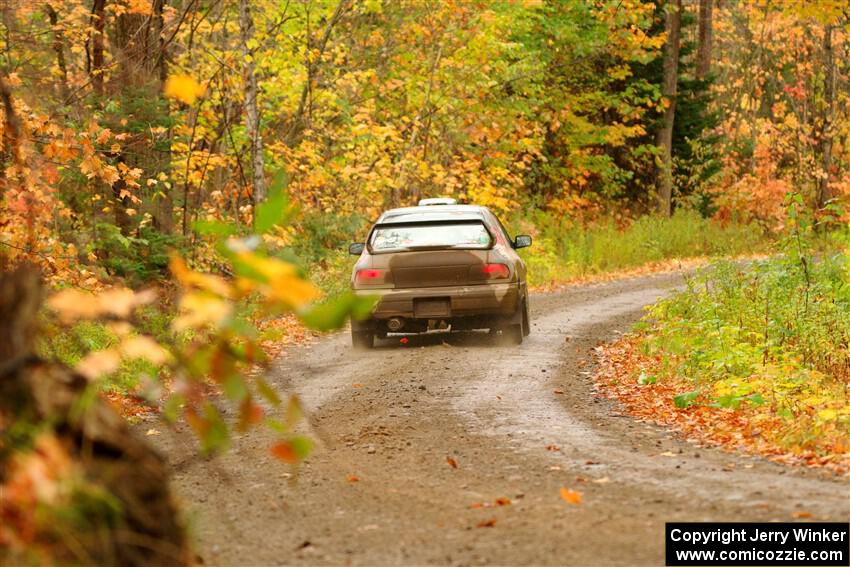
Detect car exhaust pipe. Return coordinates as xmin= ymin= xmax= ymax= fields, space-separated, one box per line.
xmin=386 ymin=317 xmax=405 ymax=332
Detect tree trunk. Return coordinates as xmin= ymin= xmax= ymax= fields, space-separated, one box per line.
xmin=239 ymin=0 xmax=267 ymax=209
xmin=0 ymin=265 xmax=190 ymax=567
xmin=152 ymin=0 xmax=174 ymax=234
xmin=90 ymin=0 xmax=105 ymax=96
xmin=696 ymin=0 xmax=712 ymax=79
xmin=110 ymin=1 xmax=174 ymax=234
xmin=817 ymin=24 xmax=834 ymax=210
xmin=45 ymin=4 xmax=69 ymax=101
xmin=655 ymin=0 xmax=682 ymax=217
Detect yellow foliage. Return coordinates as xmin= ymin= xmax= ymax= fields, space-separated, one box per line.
xmin=234 ymin=253 xmax=321 ymax=308
xmin=173 ymin=291 xmax=233 ymax=331
xmin=48 ymin=288 xmax=156 ymax=323
xmin=164 ymin=74 xmax=206 ymax=105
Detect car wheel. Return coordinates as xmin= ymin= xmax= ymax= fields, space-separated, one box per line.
xmin=521 ymin=297 xmax=531 ymax=337
xmin=351 ymin=328 xmax=374 ymax=349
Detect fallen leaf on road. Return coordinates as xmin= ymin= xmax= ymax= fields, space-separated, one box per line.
xmin=471 ymin=497 xmax=511 ymax=509
xmin=792 ymin=511 xmax=813 ymax=519
xmin=145 ymin=428 xmax=160 ymax=436
xmin=477 ymin=518 xmax=497 ymax=528
xmin=546 ymin=444 xmax=561 ymax=452
xmin=559 ymin=487 xmax=583 ymax=505
xmin=575 ymin=476 xmax=587 ymax=483
xmin=553 ymin=389 xmax=565 ymax=395
xmin=659 ymin=451 xmax=676 ymax=457
xmin=446 ymin=456 xmax=458 ymax=469
xmin=592 ymin=477 xmax=611 ymax=484
xmin=400 ymin=337 xmax=409 ymax=344
xmin=347 ymin=475 xmax=360 ymax=483
xmin=352 ymin=383 xmax=364 ymax=388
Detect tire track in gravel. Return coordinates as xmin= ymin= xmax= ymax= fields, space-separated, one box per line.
xmin=148 ymin=271 xmax=849 ymax=567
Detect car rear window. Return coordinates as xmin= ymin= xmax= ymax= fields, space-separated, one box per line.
xmin=370 ymin=221 xmax=492 ymax=252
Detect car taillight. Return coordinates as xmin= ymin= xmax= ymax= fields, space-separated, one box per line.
xmin=472 ymin=263 xmax=510 ymax=280
xmin=355 ymin=268 xmax=387 ymax=284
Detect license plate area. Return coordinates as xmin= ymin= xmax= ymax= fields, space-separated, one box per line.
xmin=414 ymin=298 xmax=451 ymax=318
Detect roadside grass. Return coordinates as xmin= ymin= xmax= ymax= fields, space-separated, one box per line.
xmin=597 ymin=227 xmax=850 ymax=471
xmin=514 ymin=209 xmax=770 ymax=287
xmin=38 ymin=307 xmax=173 ymax=397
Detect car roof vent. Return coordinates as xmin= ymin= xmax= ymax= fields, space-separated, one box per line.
xmin=417 ymin=198 xmax=457 ymax=206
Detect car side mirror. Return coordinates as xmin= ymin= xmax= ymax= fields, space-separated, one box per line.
xmin=514 ymin=235 xmax=532 ymax=249
xmin=349 ymin=242 xmax=365 ymax=255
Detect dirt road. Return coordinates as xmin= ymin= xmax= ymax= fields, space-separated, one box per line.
xmin=149 ymin=272 xmax=849 ymax=566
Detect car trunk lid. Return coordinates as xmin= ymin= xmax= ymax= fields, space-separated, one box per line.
xmin=388 ymin=250 xmax=490 ymax=288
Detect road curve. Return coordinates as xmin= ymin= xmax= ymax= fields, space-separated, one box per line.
xmin=150 ymin=272 xmax=849 ymax=566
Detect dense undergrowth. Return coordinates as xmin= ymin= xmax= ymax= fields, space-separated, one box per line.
xmin=619 ymin=216 xmax=850 ymax=464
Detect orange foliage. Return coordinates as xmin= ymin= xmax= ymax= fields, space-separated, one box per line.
xmin=713 ymin=143 xmax=794 ymax=232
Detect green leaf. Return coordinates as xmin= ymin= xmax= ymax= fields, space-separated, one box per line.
xmin=284 ymin=395 xmax=302 ymax=426
xmin=351 ymin=294 xmax=379 ymax=320
xmin=201 ymin=403 xmax=229 ymax=454
xmin=223 ymin=374 xmax=248 ymax=401
xmin=637 ymin=371 xmax=657 ymax=385
xmin=256 ymin=377 xmax=282 ymax=407
xmin=253 ymin=171 xmax=292 ymax=233
xmin=298 ymin=292 xmax=377 ymax=331
xmin=746 ymin=393 xmax=766 ymax=406
xmin=193 ymin=219 xmax=236 ymax=237
xmin=673 ymin=389 xmax=700 ymax=409
xmin=289 ymin=435 xmax=313 ymax=460
xmin=264 ymin=417 xmax=286 ymax=434
xmin=711 ymin=394 xmax=742 ymax=409
xmin=162 ymin=394 xmax=185 ymax=423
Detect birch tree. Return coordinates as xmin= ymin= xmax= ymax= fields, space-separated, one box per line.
xmin=239 ymin=0 xmax=267 ymax=208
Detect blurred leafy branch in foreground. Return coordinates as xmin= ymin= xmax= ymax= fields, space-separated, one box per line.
xmin=1 ymin=171 xmax=373 ymax=564
xmin=46 ymin=178 xmax=376 ymax=456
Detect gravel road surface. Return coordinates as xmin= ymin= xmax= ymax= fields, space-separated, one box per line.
xmin=149 ymin=272 xmax=849 ymax=566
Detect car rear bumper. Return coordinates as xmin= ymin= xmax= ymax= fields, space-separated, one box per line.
xmin=353 ymin=282 xmax=521 ymax=321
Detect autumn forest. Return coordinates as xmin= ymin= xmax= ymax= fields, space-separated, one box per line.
xmin=1 ymin=0 xmax=849 ymax=565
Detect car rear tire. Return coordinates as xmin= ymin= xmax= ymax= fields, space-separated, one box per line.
xmin=351 ymin=329 xmax=374 ymax=349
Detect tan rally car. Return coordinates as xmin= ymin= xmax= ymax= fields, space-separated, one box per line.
xmin=348 ymin=199 xmax=532 ymax=348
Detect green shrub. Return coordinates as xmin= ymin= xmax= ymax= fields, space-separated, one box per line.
xmin=38 ymin=310 xmax=171 ymax=396
xmin=641 ymin=217 xmax=850 ymax=450
xmin=92 ymin=223 xmax=185 ymax=285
